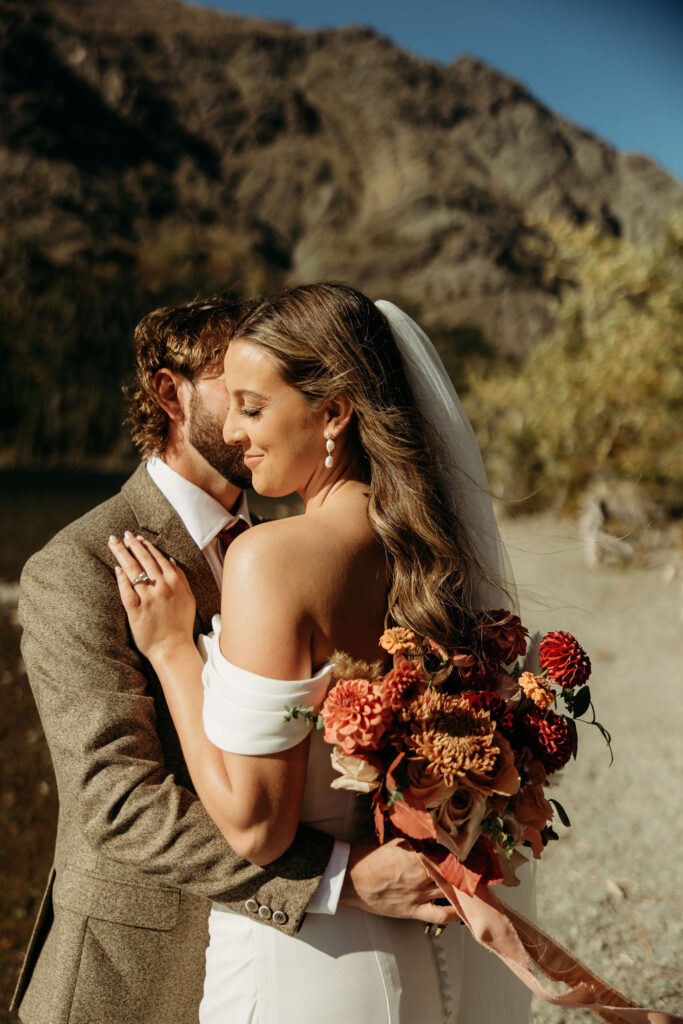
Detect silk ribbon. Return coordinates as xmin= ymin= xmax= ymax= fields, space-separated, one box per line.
xmin=419 ymin=855 xmax=682 ymax=1024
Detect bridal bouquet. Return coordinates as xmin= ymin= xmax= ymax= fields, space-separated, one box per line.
xmin=307 ymin=612 xmax=610 ymax=895
xmin=289 ymin=617 xmax=682 ymax=1022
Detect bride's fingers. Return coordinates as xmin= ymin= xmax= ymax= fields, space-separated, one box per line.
xmin=114 ymin=564 xmax=140 ymax=610
xmin=133 ymin=535 xmax=178 ymax=580
xmin=108 ymin=535 xmax=145 ymax=581
xmin=122 ymin=532 xmax=164 ymax=580
xmin=137 ymin=536 xmax=190 ymax=591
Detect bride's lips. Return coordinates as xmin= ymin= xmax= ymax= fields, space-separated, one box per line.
xmin=243 ymin=453 xmax=264 ymax=468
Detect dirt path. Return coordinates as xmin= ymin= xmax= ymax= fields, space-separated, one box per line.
xmin=499 ymin=515 xmax=683 ymax=1021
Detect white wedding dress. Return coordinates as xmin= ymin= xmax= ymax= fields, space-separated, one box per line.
xmin=198 ymin=617 xmax=535 ymax=1024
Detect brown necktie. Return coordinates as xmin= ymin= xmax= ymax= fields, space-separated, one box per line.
xmin=217 ymin=518 xmax=250 ymax=554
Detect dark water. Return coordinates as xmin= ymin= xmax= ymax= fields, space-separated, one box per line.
xmin=0 ymin=468 xmax=301 ymax=582
xmin=0 ymin=469 xmax=130 ymax=582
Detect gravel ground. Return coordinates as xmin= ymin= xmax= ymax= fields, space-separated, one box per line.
xmin=499 ymin=515 xmax=683 ymax=1022
xmin=1 ymin=513 xmax=681 ymax=1022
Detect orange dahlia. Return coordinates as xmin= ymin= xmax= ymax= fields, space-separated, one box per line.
xmin=380 ymin=655 xmax=423 ymax=710
xmin=379 ymin=627 xmax=417 ymax=655
xmin=518 ymin=671 xmax=555 ymax=709
xmin=322 ymin=679 xmax=392 ymax=756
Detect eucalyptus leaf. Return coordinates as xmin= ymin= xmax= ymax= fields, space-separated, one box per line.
xmin=386 ymin=787 xmax=404 ymax=808
xmin=550 ymin=798 xmax=571 ymax=828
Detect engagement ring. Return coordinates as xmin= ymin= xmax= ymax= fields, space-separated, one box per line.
xmin=131 ymin=572 xmax=151 ymax=586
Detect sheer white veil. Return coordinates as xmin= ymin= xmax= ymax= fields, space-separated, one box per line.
xmin=375 ymin=300 xmax=515 ymax=611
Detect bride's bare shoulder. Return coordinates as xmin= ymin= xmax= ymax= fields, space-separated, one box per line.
xmin=219 ymin=516 xmax=326 ymax=676
xmin=221 ymin=516 xmax=325 ymax=604
xmin=226 ymin=515 xmax=321 ymax=571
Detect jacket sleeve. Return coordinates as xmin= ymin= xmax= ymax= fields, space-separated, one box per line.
xmin=19 ymin=535 xmax=333 ymax=936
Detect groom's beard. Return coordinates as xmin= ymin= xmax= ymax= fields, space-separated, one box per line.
xmin=188 ymin=390 xmax=252 ymax=490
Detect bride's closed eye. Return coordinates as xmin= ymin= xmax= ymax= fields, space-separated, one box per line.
xmin=242 ymin=407 xmax=263 ymax=418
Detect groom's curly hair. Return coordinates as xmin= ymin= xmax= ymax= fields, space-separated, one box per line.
xmin=126 ymin=294 xmax=253 ymax=457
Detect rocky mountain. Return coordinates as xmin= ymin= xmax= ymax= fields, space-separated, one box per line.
xmin=1 ymin=0 xmax=681 ymax=464
xmin=4 ymin=0 xmax=683 ymax=340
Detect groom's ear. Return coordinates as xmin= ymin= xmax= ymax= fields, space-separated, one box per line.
xmin=152 ymin=369 xmax=187 ymax=423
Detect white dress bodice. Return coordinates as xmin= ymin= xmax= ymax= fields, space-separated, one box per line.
xmin=198 ymin=616 xmax=533 ymax=1024
xmin=200 ymin=615 xmax=369 ymax=843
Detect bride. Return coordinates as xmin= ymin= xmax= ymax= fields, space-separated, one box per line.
xmin=109 ymin=283 xmax=535 ymax=1023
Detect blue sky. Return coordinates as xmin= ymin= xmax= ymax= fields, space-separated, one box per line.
xmin=196 ymin=0 xmax=683 ymax=182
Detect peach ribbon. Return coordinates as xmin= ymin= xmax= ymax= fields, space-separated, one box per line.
xmin=419 ymin=855 xmax=682 ymax=1024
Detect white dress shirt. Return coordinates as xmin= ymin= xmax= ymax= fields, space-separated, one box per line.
xmin=146 ymin=457 xmax=349 ymax=913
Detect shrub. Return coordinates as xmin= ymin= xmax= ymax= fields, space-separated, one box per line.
xmin=464 ymin=213 xmax=683 ymax=517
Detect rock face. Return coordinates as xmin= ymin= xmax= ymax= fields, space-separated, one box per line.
xmin=2 ymin=0 xmax=682 ymax=355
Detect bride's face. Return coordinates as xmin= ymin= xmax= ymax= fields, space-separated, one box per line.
xmin=223 ymin=340 xmax=326 ymax=497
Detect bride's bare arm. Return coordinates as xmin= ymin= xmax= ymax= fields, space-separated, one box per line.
xmin=109 ymin=530 xmax=310 ymax=867
xmin=110 ymin=530 xmax=463 ymax=925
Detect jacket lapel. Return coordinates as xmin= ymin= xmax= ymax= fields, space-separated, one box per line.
xmin=121 ymin=465 xmax=221 ymax=635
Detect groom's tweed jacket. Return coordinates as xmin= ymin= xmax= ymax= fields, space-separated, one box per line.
xmin=12 ymin=465 xmax=334 ymax=1024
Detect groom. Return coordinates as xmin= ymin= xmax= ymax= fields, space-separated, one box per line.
xmin=13 ymin=295 xmax=458 ymax=1024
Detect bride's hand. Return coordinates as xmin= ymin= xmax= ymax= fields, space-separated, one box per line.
xmin=109 ymin=533 xmax=196 ymax=664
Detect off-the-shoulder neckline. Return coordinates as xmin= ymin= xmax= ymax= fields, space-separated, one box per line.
xmin=215 ymin=649 xmax=333 ymax=685
xmin=208 ymin=616 xmax=333 ymax=685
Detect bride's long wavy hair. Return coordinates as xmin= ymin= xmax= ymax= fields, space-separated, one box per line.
xmin=232 ymin=282 xmax=504 ymax=646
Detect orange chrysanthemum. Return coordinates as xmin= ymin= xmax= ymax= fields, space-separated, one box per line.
xmin=404 ymin=690 xmax=499 ymax=787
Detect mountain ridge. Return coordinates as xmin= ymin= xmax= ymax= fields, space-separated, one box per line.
xmin=1 ymin=0 xmax=682 ymax=464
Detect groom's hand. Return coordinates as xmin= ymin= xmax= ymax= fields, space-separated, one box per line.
xmin=339 ymin=838 xmax=462 ymax=925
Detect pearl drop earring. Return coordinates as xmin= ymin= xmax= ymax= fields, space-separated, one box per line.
xmin=324 ymin=429 xmax=335 ymax=469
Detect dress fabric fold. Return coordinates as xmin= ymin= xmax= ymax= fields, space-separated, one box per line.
xmin=201 ymin=615 xmax=332 ymax=755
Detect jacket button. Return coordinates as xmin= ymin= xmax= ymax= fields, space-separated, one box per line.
xmin=258 ymin=905 xmax=272 ymax=920
xmin=245 ymin=899 xmax=259 ymax=914
xmin=272 ymin=910 xmax=288 ymax=925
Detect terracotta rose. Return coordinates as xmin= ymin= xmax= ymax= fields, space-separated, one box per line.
xmin=435 ymin=785 xmax=487 ymax=860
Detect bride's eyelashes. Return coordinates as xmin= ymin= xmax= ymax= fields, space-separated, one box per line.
xmin=241 ymin=407 xmax=263 ymax=419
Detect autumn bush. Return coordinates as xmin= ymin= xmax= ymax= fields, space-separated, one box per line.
xmin=465 ymin=213 xmax=683 ymax=517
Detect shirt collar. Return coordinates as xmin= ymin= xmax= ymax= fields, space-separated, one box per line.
xmin=146 ymin=456 xmax=251 ymax=551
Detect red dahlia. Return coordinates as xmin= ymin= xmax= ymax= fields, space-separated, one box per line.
xmin=463 ymin=691 xmax=516 ymax=740
xmin=539 ymin=631 xmax=591 ymax=689
xmin=481 ymin=609 xmax=529 ymax=664
xmin=522 ymin=708 xmax=573 ymax=773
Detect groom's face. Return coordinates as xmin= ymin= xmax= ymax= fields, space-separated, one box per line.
xmin=186 ymin=371 xmax=252 ymax=489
